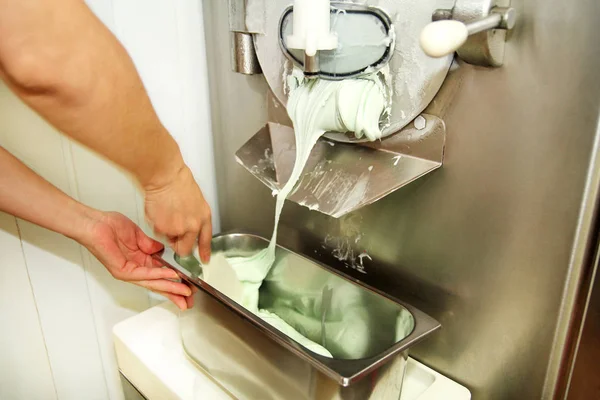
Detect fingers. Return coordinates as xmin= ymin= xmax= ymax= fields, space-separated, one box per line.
xmin=152 ymin=213 xmax=187 ymax=239
xmin=198 ymin=220 xmax=212 ymax=264
xmin=155 ymin=291 xmax=188 ymax=310
xmin=133 ymin=279 xmax=192 ymax=297
xmin=149 ymin=285 xmax=196 ymax=311
xmin=173 ymin=231 xmax=197 ymax=257
xmin=120 ymin=264 xmax=179 ymax=281
xmin=187 ymin=284 xmax=198 ymax=309
xmin=186 ymin=293 xmax=195 ymax=309
xmin=142 ymin=165 xmax=213 ymax=259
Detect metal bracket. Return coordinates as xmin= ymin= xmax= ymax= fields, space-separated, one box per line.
xmin=228 ymin=0 xmax=262 ymax=74
xmin=235 ymin=115 xmax=445 ymax=218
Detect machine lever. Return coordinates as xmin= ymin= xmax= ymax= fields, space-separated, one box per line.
xmin=420 ymin=7 xmax=516 ymax=58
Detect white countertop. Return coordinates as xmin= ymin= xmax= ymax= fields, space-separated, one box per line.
xmin=113 ymin=303 xmax=470 ymax=400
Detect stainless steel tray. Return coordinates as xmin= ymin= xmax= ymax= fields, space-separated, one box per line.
xmin=154 ymin=232 xmax=440 ymax=387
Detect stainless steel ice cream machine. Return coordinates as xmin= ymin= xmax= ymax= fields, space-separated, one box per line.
xmin=196 ymin=0 xmax=600 ymax=398
xmin=168 ymin=1 xmax=522 ymax=399
xmin=231 ymin=0 xmax=517 ymax=217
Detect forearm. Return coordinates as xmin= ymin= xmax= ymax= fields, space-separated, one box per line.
xmin=0 ymin=146 xmax=97 ymax=241
xmin=0 ymin=0 xmax=184 ymax=188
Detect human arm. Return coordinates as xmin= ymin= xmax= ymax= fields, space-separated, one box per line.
xmin=0 ymin=146 xmax=194 ymax=310
xmin=0 ymin=0 xmax=211 ymax=260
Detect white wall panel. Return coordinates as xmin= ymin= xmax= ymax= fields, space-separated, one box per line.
xmin=18 ymin=221 xmax=109 ymax=400
xmin=0 ymin=83 xmax=109 ymax=400
xmin=0 ymin=212 xmax=57 ymax=400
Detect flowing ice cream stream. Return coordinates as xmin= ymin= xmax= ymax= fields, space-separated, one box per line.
xmin=205 ymin=68 xmax=388 ymax=357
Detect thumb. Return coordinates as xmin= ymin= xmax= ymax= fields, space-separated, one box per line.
xmin=136 ymin=227 xmax=164 ymax=255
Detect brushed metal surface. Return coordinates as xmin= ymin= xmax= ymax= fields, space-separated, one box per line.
xmin=203 ymin=0 xmax=600 ymax=398
xmin=180 ymin=282 xmax=410 ymax=399
xmin=234 ymin=118 xmax=444 ymax=217
xmin=250 ymin=0 xmax=455 ymax=139
xmin=230 ymin=31 xmax=262 ymax=75
xmin=155 ymin=233 xmax=440 ymax=387
xmin=228 ymin=0 xmax=248 ymax=32
xmin=547 ymin=118 xmax=600 ymax=399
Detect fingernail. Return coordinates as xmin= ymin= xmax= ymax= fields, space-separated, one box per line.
xmin=201 ymin=253 xmax=211 ymax=264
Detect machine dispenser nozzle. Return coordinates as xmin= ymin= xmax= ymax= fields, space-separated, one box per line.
xmin=285 ymin=0 xmax=338 ymax=76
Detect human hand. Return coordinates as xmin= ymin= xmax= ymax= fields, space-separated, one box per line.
xmin=80 ymin=211 xmax=194 ymax=310
xmin=144 ymin=165 xmax=212 ymax=262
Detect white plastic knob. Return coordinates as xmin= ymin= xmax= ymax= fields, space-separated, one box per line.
xmin=286 ymin=0 xmax=338 ymax=57
xmin=420 ymin=20 xmax=468 ymax=58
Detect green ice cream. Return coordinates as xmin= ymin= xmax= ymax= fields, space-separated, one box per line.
xmin=215 ymin=71 xmax=388 ymax=357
